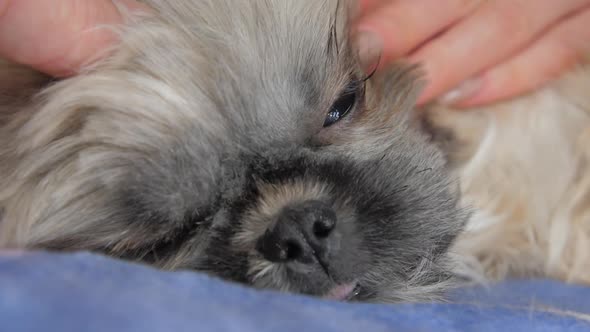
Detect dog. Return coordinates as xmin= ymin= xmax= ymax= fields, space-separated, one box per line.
xmin=0 ymin=0 xmax=588 ymax=303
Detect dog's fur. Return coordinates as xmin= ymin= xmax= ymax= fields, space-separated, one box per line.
xmin=0 ymin=0 xmax=588 ymax=302
xmin=431 ymin=66 xmax=590 ymax=285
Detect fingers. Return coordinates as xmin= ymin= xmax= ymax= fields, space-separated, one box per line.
xmin=412 ymin=0 xmax=590 ymax=105
xmin=0 ymin=0 xmax=149 ymax=77
xmin=452 ymin=6 xmax=590 ymax=108
xmin=357 ymin=0 xmax=383 ymax=14
xmin=355 ymin=0 xmax=480 ymax=68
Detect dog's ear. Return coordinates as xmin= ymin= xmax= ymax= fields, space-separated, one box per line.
xmin=0 ymin=53 xmax=226 ymax=254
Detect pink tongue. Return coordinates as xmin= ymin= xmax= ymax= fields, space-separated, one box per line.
xmin=324 ymin=283 xmax=356 ymax=301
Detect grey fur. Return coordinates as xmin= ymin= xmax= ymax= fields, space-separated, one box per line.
xmin=0 ymin=0 xmax=468 ymax=303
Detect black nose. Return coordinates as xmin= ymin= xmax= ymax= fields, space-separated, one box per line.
xmin=256 ymin=200 xmax=337 ymax=264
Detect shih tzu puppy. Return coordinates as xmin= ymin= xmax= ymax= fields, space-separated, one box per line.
xmin=0 ymin=0 xmax=588 ymax=303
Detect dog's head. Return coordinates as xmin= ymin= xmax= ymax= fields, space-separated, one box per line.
xmin=0 ymin=0 xmax=467 ymax=302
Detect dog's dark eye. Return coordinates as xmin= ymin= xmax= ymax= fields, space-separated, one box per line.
xmin=323 ymin=82 xmax=359 ymax=127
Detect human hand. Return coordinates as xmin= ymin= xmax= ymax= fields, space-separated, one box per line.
xmin=354 ymin=0 xmax=590 ymax=108
xmin=0 ymin=0 xmax=149 ymax=77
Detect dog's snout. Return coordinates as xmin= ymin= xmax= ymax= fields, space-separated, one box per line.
xmin=256 ymin=200 xmax=337 ymax=264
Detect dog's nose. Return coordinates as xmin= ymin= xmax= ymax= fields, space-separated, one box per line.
xmin=256 ymin=200 xmax=337 ymax=264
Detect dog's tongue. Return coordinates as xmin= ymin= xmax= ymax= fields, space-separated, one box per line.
xmin=323 ymin=283 xmax=357 ymax=301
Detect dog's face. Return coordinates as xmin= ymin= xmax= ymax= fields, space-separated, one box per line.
xmin=0 ymin=0 xmax=467 ymax=302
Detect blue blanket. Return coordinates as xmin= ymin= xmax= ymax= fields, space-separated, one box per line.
xmin=1 ymin=251 xmax=589 ymax=332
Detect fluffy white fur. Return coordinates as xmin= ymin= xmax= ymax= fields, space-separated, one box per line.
xmin=432 ymin=65 xmax=590 ymax=284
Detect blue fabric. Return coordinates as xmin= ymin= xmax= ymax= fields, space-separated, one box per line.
xmin=1 ymin=251 xmax=589 ymax=332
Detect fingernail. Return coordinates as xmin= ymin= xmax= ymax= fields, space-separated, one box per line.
xmin=439 ymin=77 xmax=483 ymax=106
xmin=356 ymin=30 xmax=383 ymax=72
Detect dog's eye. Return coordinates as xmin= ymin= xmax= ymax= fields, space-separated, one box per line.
xmin=323 ymin=82 xmax=359 ymax=127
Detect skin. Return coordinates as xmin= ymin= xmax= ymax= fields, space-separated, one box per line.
xmin=354 ymin=0 xmax=590 ymax=108
xmin=0 ymin=0 xmax=148 ymax=77
xmin=0 ymin=0 xmax=587 ymax=106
